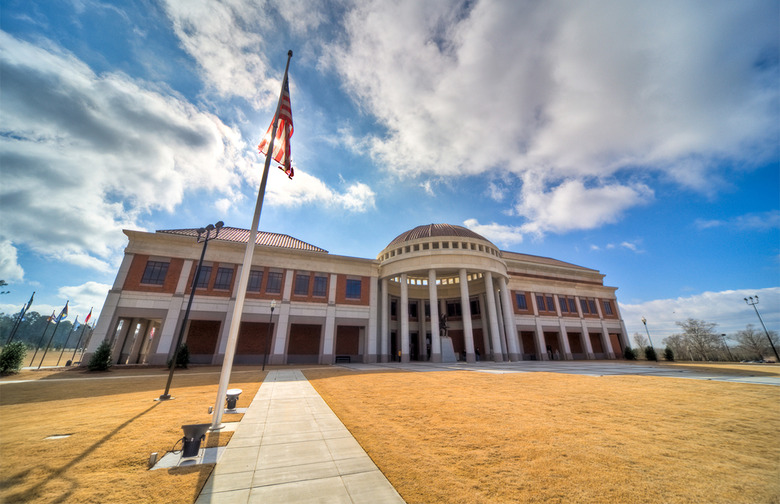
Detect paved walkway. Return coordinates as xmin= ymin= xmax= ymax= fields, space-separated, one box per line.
xmin=195 ymin=369 xmax=405 ymax=504
xmin=339 ymin=360 xmax=780 ymax=386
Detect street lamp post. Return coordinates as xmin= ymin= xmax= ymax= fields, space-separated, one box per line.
xmin=721 ymin=333 xmax=734 ymax=361
xmin=744 ymin=296 xmax=780 ymax=362
xmin=641 ymin=317 xmax=657 ymax=361
xmin=262 ymin=300 xmax=276 ymax=371
xmin=159 ymin=221 xmax=223 ymax=401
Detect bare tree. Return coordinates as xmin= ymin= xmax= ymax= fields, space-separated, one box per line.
xmin=731 ymin=324 xmax=780 ymax=361
xmin=675 ymin=318 xmax=721 ymax=361
xmin=632 ymin=332 xmax=648 ymax=349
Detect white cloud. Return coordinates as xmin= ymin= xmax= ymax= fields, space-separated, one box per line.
xmin=516 ymin=177 xmax=654 ymax=234
xmin=58 ymin=281 xmax=111 ymax=320
xmin=0 ymin=240 xmax=24 ymax=282
xmin=620 ymin=287 xmax=780 ymax=341
xmin=262 ymin=167 xmax=376 ymax=212
xmin=463 ymin=218 xmax=523 ymax=247
xmin=695 ymin=210 xmax=780 ymax=231
xmin=326 ymin=0 xmax=778 ymax=233
xmin=0 ymin=31 xmax=248 ymax=272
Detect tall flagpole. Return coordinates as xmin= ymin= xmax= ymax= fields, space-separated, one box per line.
xmin=211 ymin=50 xmax=293 ymax=430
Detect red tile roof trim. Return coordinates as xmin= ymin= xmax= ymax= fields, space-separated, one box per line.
xmin=157 ymin=227 xmax=328 ymax=253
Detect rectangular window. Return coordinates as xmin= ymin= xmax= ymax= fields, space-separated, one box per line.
xmin=140 ymin=261 xmax=169 ymax=285
xmin=409 ymin=303 xmax=418 ymax=318
xmin=588 ymin=300 xmax=597 ymax=315
xmin=446 ymin=301 xmax=462 ymax=317
xmin=312 ymin=276 xmax=327 ymax=297
xmin=213 ymin=267 xmax=233 ymax=290
xmin=470 ymin=299 xmax=480 ymax=315
xmin=546 ymin=296 xmax=555 ymax=312
xmin=294 ymin=273 xmax=310 ymax=296
xmin=195 ymin=265 xmax=212 ymax=289
xmin=266 ymin=271 xmax=282 ymax=294
xmin=248 ymin=270 xmax=263 ymax=292
xmin=345 ymin=278 xmax=362 ymax=299
xmin=536 ymin=295 xmax=546 ymax=312
xmin=424 ymin=302 xmax=430 ymax=317
xmin=515 ymin=293 xmax=528 ymax=310
xmin=568 ymin=298 xmax=578 ymax=314
xmin=580 ymin=299 xmax=590 ymax=314
xmin=560 ymin=298 xmax=569 ymax=313
xmin=603 ymin=300 xmax=614 ymax=316
xmin=390 ymin=299 xmax=397 ymax=317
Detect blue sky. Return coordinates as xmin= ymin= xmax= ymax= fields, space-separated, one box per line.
xmin=1 ymin=0 xmax=778 ymax=343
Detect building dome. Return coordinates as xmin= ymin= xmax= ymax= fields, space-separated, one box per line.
xmin=386 ymin=223 xmax=493 ymax=248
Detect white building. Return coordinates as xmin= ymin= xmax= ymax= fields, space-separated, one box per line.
xmin=84 ymin=223 xmax=629 ymax=366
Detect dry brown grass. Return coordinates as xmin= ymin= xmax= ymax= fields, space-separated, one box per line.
xmin=0 ymin=365 xmax=266 ymax=504
xmin=305 ymin=368 xmax=780 ymax=504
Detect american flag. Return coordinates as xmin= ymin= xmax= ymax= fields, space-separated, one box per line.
xmin=258 ymin=74 xmax=294 ymax=179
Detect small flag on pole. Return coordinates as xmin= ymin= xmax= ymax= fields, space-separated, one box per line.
xmin=258 ymin=74 xmax=294 ymax=179
xmin=25 ymin=292 xmax=34 ymax=311
xmin=56 ymin=301 xmax=69 ymax=323
xmin=48 ymin=310 xmax=57 ymax=323
xmin=72 ymin=315 xmax=80 ymax=330
xmin=84 ymin=307 xmax=93 ymax=325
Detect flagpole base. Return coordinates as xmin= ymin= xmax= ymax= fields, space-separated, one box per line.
xmin=156 ymin=394 xmax=174 ymax=401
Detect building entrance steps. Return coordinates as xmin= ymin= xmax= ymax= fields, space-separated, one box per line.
xmin=195 ymin=369 xmax=406 ymax=504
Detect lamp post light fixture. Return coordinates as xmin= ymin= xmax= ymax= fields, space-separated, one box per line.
xmin=262 ymin=300 xmax=276 ymax=371
xmin=744 ymin=296 xmax=780 ymax=362
xmin=721 ymin=333 xmax=734 ymax=362
xmin=159 ymin=221 xmax=224 ymax=401
xmin=641 ymin=316 xmax=657 ymax=361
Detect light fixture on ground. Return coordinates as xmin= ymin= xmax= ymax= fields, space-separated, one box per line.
xmin=744 ymin=296 xmax=780 ymax=361
xmin=262 ymin=300 xmax=276 ymax=371
xmin=641 ymin=316 xmax=657 ymax=361
xmin=158 ymin=221 xmax=224 ymax=401
xmin=225 ymin=388 xmax=242 ymax=410
xmin=180 ymin=423 xmax=210 ymax=458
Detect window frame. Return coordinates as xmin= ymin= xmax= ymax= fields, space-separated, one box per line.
xmin=515 ymin=292 xmax=528 ymax=310
xmin=312 ymin=275 xmax=328 ymax=297
xmin=248 ymin=270 xmax=264 ymax=292
xmin=265 ymin=271 xmax=283 ymax=294
xmin=140 ymin=260 xmax=169 ymax=286
xmin=294 ymin=273 xmax=310 ymax=296
xmin=345 ymin=278 xmax=362 ymax=299
xmin=213 ymin=267 xmax=234 ymax=290
xmin=194 ymin=265 xmax=212 ymax=289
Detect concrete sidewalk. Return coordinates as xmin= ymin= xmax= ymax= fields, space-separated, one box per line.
xmin=195 ymin=369 xmax=405 ymax=504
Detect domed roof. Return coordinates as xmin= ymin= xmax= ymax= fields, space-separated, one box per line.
xmin=386 ymin=223 xmax=491 ymax=248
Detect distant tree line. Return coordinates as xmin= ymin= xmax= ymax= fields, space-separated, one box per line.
xmin=0 ymin=310 xmax=93 ymax=350
xmin=638 ymin=318 xmax=779 ymax=362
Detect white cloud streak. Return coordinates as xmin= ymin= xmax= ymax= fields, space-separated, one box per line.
xmin=326 ymin=0 xmax=778 ymax=233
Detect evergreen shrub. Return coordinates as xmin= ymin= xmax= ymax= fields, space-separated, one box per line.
xmin=167 ymin=343 xmax=190 ymax=369
xmin=664 ymin=347 xmax=675 ymax=361
xmin=623 ymin=346 xmax=637 ymax=360
xmin=644 ymin=346 xmax=658 ymax=361
xmin=88 ymin=341 xmax=113 ymax=371
xmin=0 ymin=341 xmax=27 ymax=375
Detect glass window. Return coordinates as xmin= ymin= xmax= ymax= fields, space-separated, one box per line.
xmin=580 ymin=299 xmax=590 ymax=314
xmin=294 ymin=273 xmax=310 ymax=295
xmin=560 ymin=298 xmax=569 ymax=313
xmin=470 ymin=299 xmax=480 ymax=315
xmin=515 ymin=293 xmax=528 ymax=310
xmin=195 ymin=265 xmax=212 ymax=289
xmin=213 ymin=267 xmax=233 ymax=290
xmin=390 ymin=299 xmax=397 ymax=316
xmin=312 ymin=276 xmax=327 ymax=297
xmin=446 ymin=301 xmax=461 ymax=317
xmin=569 ymin=298 xmax=578 ymax=313
xmin=546 ymin=296 xmax=555 ymax=312
xmin=603 ymin=300 xmax=614 ymax=315
xmin=588 ymin=300 xmax=597 ymax=315
xmin=408 ymin=302 xmax=418 ymax=318
xmin=346 ymin=278 xmax=362 ymax=299
xmin=140 ymin=261 xmax=169 ymax=285
xmin=266 ymin=271 xmax=283 ymax=294
xmin=536 ymin=295 xmax=546 ymax=312
xmin=248 ymin=270 xmax=263 ymax=292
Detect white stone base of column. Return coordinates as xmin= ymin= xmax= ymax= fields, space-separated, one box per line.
xmin=270 ymin=354 xmax=286 ymax=365
xmin=466 ymin=352 xmax=476 ymax=363
xmin=401 ymin=354 xmax=410 ymax=363
xmin=365 ymin=354 xmax=377 ymax=363
xmin=587 ymin=352 xmax=595 ymax=360
xmin=380 ymin=355 xmax=389 ymax=363
xmin=321 ymin=353 xmax=334 ymax=365
xmin=491 ymin=352 xmax=503 ymax=362
xmin=565 ymin=352 xmax=573 ymax=360
xmin=508 ymin=352 xmax=520 ymax=361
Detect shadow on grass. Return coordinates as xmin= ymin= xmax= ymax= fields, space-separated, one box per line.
xmin=2 ymin=402 xmax=161 ymax=504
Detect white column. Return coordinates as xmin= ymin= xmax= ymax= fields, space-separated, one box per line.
xmin=428 ymin=269 xmax=441 ymax=362
xmin=400 ymin=273 xmax=409 ymax=362
xmin=459 ymin=268 xmax=475 ymax=363
xmin=601 ymin=320 xmax=615 ymax=358
xmin=483 ymin=272 xmax=503 ymax=362
xmin=558 ymin=319 xmax=573 ymax=360
xmin=367 ymin=276 xmax=379 ymax=363
xmin=322 ymin=305 xmax=336 ymax=364
xmin=381 ymin=278 xmax=389 ymax=363
xmin=493 ymin=291 xmax=508 ymax=358
xmin=498 ymin=276 xmax=520 ymax=360
xmin=580 ymin=320 xmax=595 ymax=359
xmin=535 ymin=319 xmax=548 ymax=361
xmin=153 ymin=296 xmax=184 ymax=365
xmin=270 ymin=270 xmax=293 ymax=364
xmin=478 ymin=294 xmax=491 ymax=360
